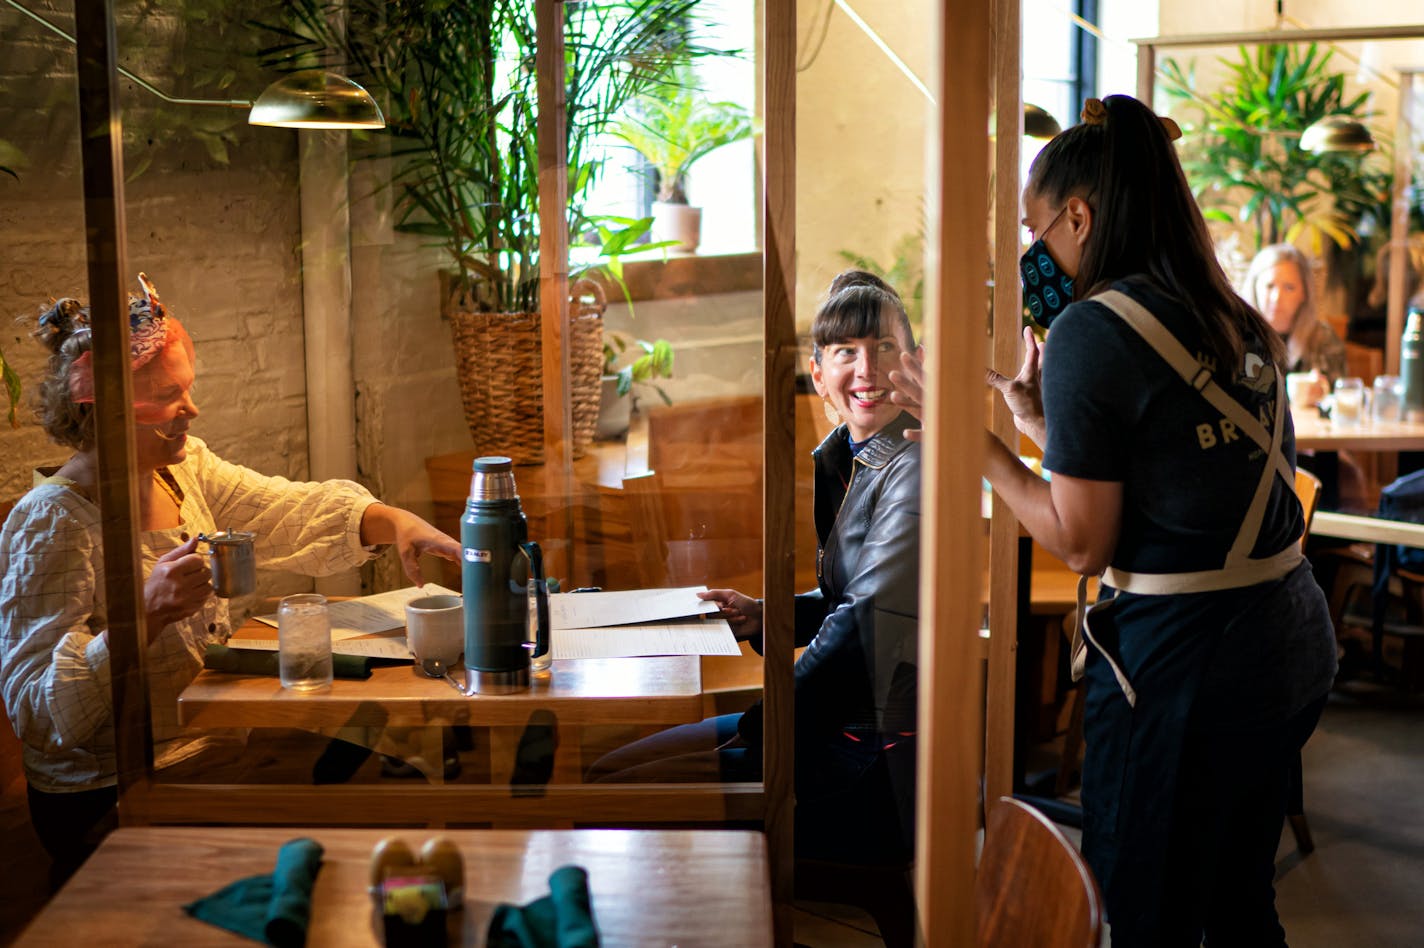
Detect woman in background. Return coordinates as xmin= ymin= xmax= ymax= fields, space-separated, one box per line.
xmin=1245 ymin=243 xmax=1360 ymax=509
xmin=1244 ymin=243 xmax=1346 ymax=386
xmin=0 ymin=274 xmax=460 ymax=878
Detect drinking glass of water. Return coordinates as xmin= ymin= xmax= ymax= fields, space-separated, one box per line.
xmin=1333 ymin=377 xmax=1366 ymax=428
xmin=278 ymin=593 xmax=333 ymax=692
xmin=1372 ymin=375 xmax=1403 ymax=424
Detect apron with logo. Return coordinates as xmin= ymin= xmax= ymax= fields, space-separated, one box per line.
xmin=1067 ymin=290 xmax=1303 ymax=940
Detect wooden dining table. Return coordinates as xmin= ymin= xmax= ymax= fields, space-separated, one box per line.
xmin=13 ymin=826 xmax=773 ymax=947
xmin=178 ymin=620 xmax=705 ymax=786
xmin=1291 ymin=410 xmax=1424 ymax=452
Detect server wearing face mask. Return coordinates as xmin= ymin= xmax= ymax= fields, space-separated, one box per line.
xmin=893 ymin=96 xmax=1337 ymax=947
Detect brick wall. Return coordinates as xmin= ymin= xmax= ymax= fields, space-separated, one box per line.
xmin=0 ymin=3 xmax=777 ymax=599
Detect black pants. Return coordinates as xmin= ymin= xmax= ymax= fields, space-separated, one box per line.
xmin=1153 ymin=695 xmax=1327 ymax=948
xmin=27 ymin=783 xmax=119 ymax=883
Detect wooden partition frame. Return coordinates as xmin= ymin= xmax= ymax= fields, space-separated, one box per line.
xmin=75 ymin=0 xmax=796 ymax=935
xmin=916 ymin=2 xmax=993 ymax=944
xmin=1389 ymin=70 xmax=1420 ymax=376
xmin=761 ymin=0 xmax=798 ymax=938
xmin=1133 ymin=24 xmax=1424 ymax=373
xmin=74 ymin=0 xmax=155 ymax=826
xmin=986 ymin=0 xmax=1024 ymax=817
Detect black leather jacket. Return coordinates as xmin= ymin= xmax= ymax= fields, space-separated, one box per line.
xmin=739 ymin=411 xmax=921 ymax=747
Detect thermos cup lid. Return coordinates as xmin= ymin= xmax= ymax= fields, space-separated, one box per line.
xmin=473 ymin=456 xmax=513 ymax=473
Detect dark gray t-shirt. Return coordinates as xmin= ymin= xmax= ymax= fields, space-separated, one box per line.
xmin=1042 ymin=277 xmax=1335 ymax=727
xmin=1042 ymin=277 xmax=1301 ymax=573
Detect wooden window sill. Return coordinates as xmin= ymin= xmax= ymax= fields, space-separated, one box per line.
xmin=582 ymin=250 xmax=762 ymax=303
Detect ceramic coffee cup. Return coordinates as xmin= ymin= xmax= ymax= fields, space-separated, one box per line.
xmin=1286 ymin=370 xmax=1325 ymax=411
xmin=405 ymin=595 xmax=464 ymax=667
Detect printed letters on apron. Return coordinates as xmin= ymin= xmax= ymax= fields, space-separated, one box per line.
xmin=1068 ymin=290 xmax=1303 ymax=706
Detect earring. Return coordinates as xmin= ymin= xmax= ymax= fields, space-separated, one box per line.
xmin=823 ymin=398 xmax=841 ymax=425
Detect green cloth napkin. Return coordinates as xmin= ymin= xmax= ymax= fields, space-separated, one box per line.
xmin=486 ymin=865 xmax=599 ymax=948
xmin=183 ymin=837 xmax=324 ymax=947
xmin=204 ymin=644 xmax=374 ymax=680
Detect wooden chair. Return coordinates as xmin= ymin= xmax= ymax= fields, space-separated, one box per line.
xmin=976 ymin=796 xmax=1103 ymax=948
xmin=1323 ymin=312 xmax=1350 ymax=344
xmin=1286 ymin=467 xmax=1323 ymax=855
xmin=1342 ymin=341 xmax=1383 ymax=383
xmin=1341 ymin=343 xmax=1385 ymax=502
xmin=1295 ymin=467 xmax=1323 ymax=547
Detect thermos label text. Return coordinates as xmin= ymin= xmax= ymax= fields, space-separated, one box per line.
xmin=464 ymin=548 xmax=492 ymax=563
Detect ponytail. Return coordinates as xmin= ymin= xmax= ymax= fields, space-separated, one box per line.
xmin=1028 ymin=94 xmax=1285 ymax=373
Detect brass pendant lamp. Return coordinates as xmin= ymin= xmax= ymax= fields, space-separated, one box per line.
xmin=5 ymin=0 xmax=384 ymax=130
xmin=1023 ymin=103 xmax=1063 ymax=140
xmin=247 ymin=70 xmax=385 ymax=130
xmin=1299 ymin=115 xmax=1376 ymax=154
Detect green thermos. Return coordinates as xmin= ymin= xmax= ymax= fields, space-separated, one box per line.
xmin=461 ymin=456 xmax=550 ymax=694
xmin=1403 ymin=308 xmax=1424 ymax=422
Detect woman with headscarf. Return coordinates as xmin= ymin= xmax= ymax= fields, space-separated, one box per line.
xmin=0 ymin=274 xmax=460 ymax=877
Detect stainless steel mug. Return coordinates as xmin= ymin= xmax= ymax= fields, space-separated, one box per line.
xmin=200 ymin=529 xmax=256 ymax=598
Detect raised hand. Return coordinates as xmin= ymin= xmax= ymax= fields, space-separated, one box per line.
xmin=888 ymin=346 xmax=927 ymax=441
xmin=986 ymin=326 xmax=1047 ymax=448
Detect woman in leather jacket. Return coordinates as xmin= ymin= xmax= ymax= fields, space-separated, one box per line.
xmin=587 ymin=270 xmax=921 ymax=865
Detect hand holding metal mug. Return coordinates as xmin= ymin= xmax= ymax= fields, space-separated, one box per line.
xmin=198 ymin=529 xmax=256 ymax=598
xmin=144 ymin=536 xmax=211 ymax=628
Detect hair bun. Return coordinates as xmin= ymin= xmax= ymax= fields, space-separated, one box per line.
xmin=828 ymin=269 xmax=893 ymax=295
xmin=1080 ymin=98 xmax=1108 ymax=125
xmin=33 ymin=298 xmax=90 ymax=353
xmin=1083 ymin=96 xmax=1183 ymax=141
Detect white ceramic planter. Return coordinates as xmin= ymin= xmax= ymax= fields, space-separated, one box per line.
xmin=595 ymin=376 xmax=632 ymax=440
xmin=652 ymin=201 xmax=702 ymax=253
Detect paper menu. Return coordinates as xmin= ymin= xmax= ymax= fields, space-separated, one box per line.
xmin=548 ymin=586 xmax=718 ymax=630
xmin=552 ymin=618 xmax=740 ymax=660
xmin=242 ymin=584 xmax=461 ymax=660
xmin=238 ymin=584 xmax=735 ymax=661
xmin=548 ymin=586 xmax=736 ymax=659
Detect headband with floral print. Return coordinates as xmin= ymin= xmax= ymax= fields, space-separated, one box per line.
xmin=49 ymin=272 xmax=195 ymax=422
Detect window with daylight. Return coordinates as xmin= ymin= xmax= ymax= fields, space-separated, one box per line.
xmin=573 ymin=0 xmax=757 ymax=263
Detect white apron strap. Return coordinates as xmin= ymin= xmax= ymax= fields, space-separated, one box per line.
xmin=1064 ymin=290 xmax=1302 ymax=705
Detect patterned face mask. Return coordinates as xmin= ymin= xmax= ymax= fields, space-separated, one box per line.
xmin=1019 ymin=207 xmax=1075 ymax=330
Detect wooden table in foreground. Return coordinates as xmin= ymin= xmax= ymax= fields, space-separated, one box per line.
xmin=14 ymin=826 xmax=772 ymax=947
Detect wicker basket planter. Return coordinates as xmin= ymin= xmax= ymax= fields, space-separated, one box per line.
xmin=448 ymin=306 xmax=603 ymax=465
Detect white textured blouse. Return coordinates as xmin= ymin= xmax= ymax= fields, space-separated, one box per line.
xmin=0 ymin=437 xmax=379 ymax=792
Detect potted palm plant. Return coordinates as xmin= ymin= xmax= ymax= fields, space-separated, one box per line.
xmin=609 ymin=66 xmax=755 ymax=253
xmin=1160 ymin=43 xmax=1389 ymax=256
xmin=260 ymin=0 xmax=723 ymax=462
xmin=596 ymin=332 xmax=674 ymax=439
